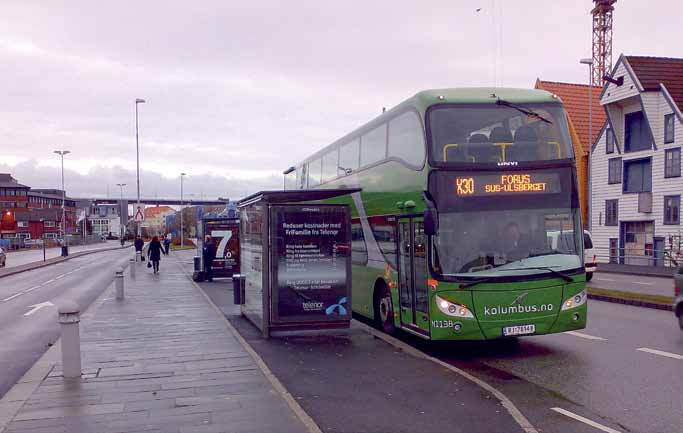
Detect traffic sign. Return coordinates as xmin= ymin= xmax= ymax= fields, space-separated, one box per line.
xmin=134 ymin=206 xmax=145 ymax=222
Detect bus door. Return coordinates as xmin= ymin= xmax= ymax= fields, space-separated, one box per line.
xmin=397 ymin=218 xmax=430 ymax=336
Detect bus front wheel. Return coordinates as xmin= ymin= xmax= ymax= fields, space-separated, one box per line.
xmin=375 ymin=285 xmax=395 ymax=334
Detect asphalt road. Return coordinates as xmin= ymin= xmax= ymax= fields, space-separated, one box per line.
xmin=418 ymin=300 xmax=683 ymax=433
xmin=2 ymin=240 xmax=122 ymax=269
xmin=0 ymin=248 xmax=131 ymax=399
xmin=169 ymin=250 xmax=683 ymax=433
xmin=589 ymin=271 xmax=673 ymax=297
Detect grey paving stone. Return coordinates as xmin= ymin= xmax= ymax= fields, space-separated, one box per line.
xmin=4 ymin=257 xmax=308 ymax=433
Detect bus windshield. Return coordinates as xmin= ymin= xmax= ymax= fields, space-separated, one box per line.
xmin=429 ymin=168 xmax=582 ymax=279
xmin=428 ymin=103 xmax=573 ymax=164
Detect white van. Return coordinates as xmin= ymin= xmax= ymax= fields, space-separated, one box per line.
xmin=546 ymin=230 xmax=596 ymax=281
xmin=583 ymin=231 xmax=596 ymax=281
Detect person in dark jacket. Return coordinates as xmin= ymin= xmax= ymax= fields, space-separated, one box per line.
xmin=202 ymin=235 xmax=217 ymax=282
xmin=148 ymin=236 xmax=163 ymax=274
xmin=134 ymin=236 xmax=144 ymax=261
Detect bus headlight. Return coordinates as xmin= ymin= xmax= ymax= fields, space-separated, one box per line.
xmin=435 ymin=295 xmax=474 ymax=318
xmin=561 ymin=290 xmax=587 ymax=311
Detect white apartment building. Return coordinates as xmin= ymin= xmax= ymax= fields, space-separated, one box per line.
xmin=590 ymin=55 xmax=683 ymax=266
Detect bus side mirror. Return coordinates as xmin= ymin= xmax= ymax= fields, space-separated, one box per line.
xmin=424 ymin=207 xmax=438 ymax=236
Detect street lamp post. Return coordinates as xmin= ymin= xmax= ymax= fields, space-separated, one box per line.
xmin=116 ymin=183 xmax=126 ymax=242
xmin=53 ymin=150 xmax=70 ymax=253
xmin=580 ymin=58 xmax=594 ymax=230
xmin=180 ymin=173 xmax=186 ymax=248
xmin=135 ymin=98 xmax=146 ymax=236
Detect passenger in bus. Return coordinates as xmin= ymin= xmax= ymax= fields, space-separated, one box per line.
xmin=509 ymin=125 xmax=539 ymax=161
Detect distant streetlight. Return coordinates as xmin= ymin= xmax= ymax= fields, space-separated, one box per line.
xmin=580 ymin=58 xmax=594 ymax=230
xmin=116 ymin=183 xmax=126 ymax=240
xmin=53 ymin=150 xmax=70 ymax=249
xmin=135 ymin=98 xmax=146 ymax=236
xmin=283 ymin=166 xmax=295 ymax=190
xmin=180 ymin=173 xmax=186 ymax=247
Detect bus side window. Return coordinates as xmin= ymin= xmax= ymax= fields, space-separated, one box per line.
xmin=388 ymin=111 xmax=425 ymax=166
xmin=340 ymin=138 xmax=360 ymax=174
xmin=360 ymin=124 xmax=387 ymax=167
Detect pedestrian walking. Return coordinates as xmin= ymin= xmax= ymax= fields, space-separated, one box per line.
xmin=202 ymin=235 xmax=217 ymax=282
xmin=163 ymin=233 xmax=171 ymax=255
xmin=134 ymin=236 xmax=144 ymax=261
xmin=148 ymin=236 xmax=163 ymax=274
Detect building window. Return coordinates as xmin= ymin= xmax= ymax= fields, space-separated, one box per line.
xmin=665 ymin=148 xmax=681 ymax=178
xmin=606 ymin=128 xmax=615 ymax=154
xmin=605 ymin=199 xmax=618 ymax=226
xmin=16 ymin=221 xmax=28 ymax=228
xmin=608 ymin=157 xmax=622 ymax=184
xmin=624 ymin=111 xmax=653 ymax=152
xmin=44 ymin=221 xmax=55 ymax=227
xmin=623 ymin=158 xmax=652 ymax=193
xmin=664 ymin=195 xmax=680 ymax=225
xmin=664 ymin=113 xmax=675 ymax=144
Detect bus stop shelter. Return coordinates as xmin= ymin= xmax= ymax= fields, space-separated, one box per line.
xmin=235 ymin=188 xmax=358 ymax=338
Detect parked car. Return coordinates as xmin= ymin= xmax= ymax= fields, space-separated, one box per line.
xmin=583 ymin=231 xmax=596 ymax=281
xmin=674 ymin=266 xmax=683 ymax=330
xmin=0 ymin=246 xmax=6 ymax=267
xmin=545 ymin=230 xmax=596 ymax=281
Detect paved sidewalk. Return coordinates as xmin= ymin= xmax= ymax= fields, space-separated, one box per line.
xmin=0 ymin=256 xmax=310 ymax=433
xmin=3 ymin=241 xmax=122 ymax=269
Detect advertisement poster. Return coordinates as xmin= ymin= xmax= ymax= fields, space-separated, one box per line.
xmin=272 ymin=205 xmax=350 ymax=322
xmin=206 ymin=219 xmax=240 ymax=277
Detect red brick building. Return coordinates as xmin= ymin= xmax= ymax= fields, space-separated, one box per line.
xmin=0 ymin=173 xmax=77 ymax=241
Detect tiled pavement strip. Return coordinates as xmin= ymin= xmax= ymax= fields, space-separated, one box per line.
xmin=0 ymin=256 xmax=311 ymax=433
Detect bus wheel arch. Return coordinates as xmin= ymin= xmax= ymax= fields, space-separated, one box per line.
xmin=373 ymin=279 xmax=396 ymax=334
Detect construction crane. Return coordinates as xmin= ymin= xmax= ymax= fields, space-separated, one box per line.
xmin=591 ymin=0 xmax=617 ymax=87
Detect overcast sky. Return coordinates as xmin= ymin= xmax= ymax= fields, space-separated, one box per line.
xmin=1 ymin=0 xmax=680 ymax=200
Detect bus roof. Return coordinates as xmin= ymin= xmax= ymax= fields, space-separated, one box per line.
xmin=293 ymin=87 xmax=561 ymax=166
xmin=412 ymin=87 xmax=559 ymax=112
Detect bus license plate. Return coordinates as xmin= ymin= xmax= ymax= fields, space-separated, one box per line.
xmin=502 ymin=324 xmax=535 ymax=336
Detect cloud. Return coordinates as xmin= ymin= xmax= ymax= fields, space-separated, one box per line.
xmin=0 ymin=159 xmax=281 ymax=201
xmin=1 ymin=0 xmax=682 ymax=188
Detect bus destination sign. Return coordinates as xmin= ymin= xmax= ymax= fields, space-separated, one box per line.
xmin=455 ymin=173 xmax=561 ymax=197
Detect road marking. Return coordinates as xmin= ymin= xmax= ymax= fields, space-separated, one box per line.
xmin=2 ymin=292 xmax=24 ymax=302
xmin=356 ymin=321 xmax=539 ymax=433
xmin=565 ymin=331 xmax=607 ymax=341
xmin=23 ymin=285 xmax=41 ymax=293
xmin=551 ymin=407 xmax=622 ymax=433
xmin=636 ymin=347 xmax=683 ymax=360
xmin=24 ymin=301 xmax=54 ymax=316
xmin=594 ymin=277 xmax=616 ymax=281
xmin=632 ymin=281 xmax=653 ymax=286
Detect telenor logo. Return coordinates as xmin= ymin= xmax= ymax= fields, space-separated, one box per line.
xmin=302 ymin=301 xmax=324 ymax=311
xmin=325 ymin=297 xmax=348 ymax=316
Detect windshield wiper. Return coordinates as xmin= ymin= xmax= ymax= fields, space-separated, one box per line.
xmin=496 ymin=98 xmax=552 ymax=124
xmin=459 ymin=277 xmax=496 ymax=289
xmin=458 ymin=266 xmax=573 ymax=288
xmin=498 ymin=267 xmax=573 ymax=282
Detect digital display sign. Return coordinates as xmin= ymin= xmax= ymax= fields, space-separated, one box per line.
xmin=455 ymin=173 xmax=561 ymax=197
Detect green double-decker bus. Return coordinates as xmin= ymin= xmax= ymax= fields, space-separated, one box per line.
xmin=284 ymin=88 xmax=587 ymax=340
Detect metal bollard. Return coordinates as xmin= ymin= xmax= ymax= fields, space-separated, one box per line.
xmin=135 ymin=251 xmax=141 ymax=263
xmin=58 ymin=301 xmax=81 ymax=378
xmin=129 ymin=258 xmax=136 ymax=279
xmin=115 ymin=268 xmax=124 ymax=300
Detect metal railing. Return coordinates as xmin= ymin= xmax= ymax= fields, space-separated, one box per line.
xmin=593 ymin=247 xmax=680 ymax=268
